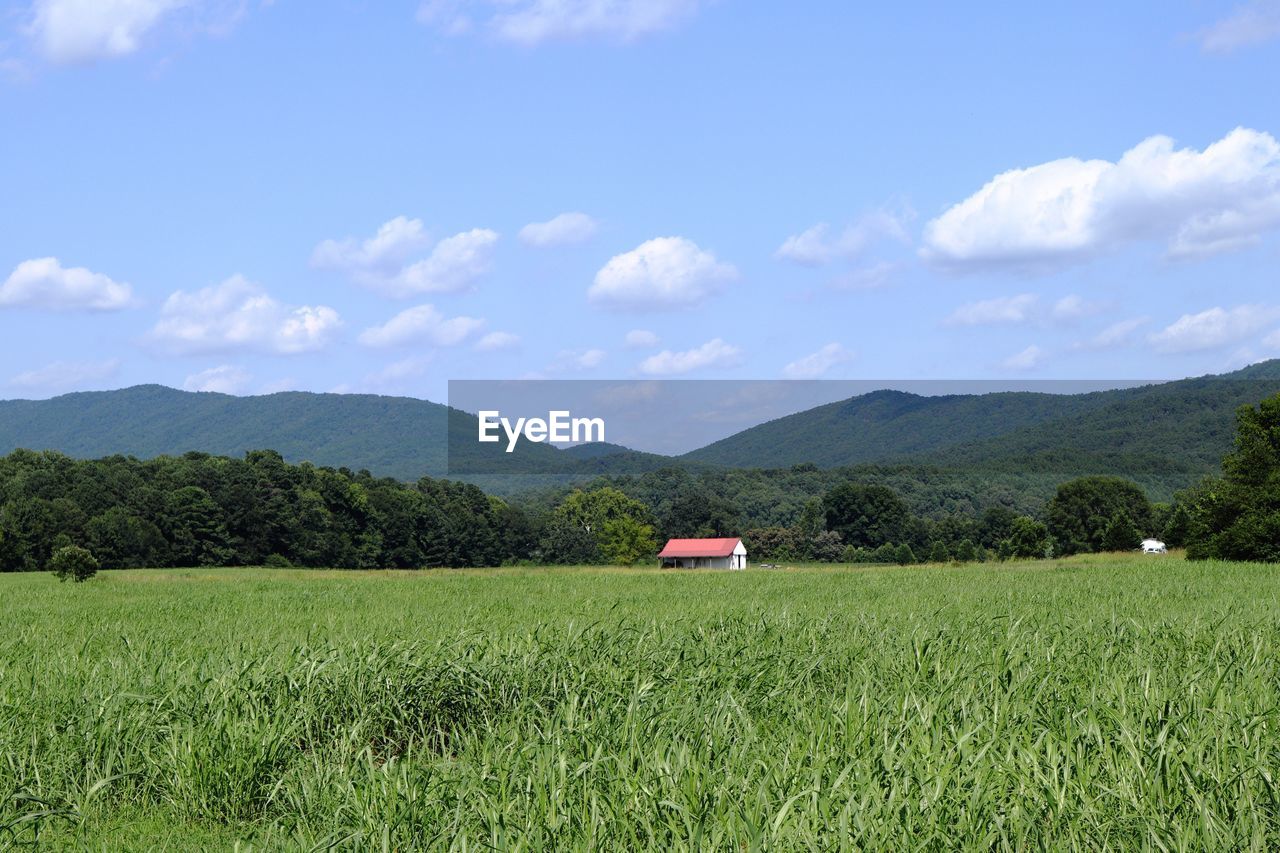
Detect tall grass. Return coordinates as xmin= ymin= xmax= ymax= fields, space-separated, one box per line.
xmin=3 ymin=556 xmax=1280 ymax=848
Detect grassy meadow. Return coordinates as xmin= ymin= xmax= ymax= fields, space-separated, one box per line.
xmin=4 ymin=555 xmax=1280 ymax=849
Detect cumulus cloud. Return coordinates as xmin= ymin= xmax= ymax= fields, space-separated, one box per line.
xmin=312 ymin=217 xmax=499 ymax=297
xmin=24 ymin=0 xmax=248 ymax=64
xmin=781 ymin=343 xmax=854 ymax=379
xmin=519 ymin=212 xmax=599 ymax=247
xmin=418 ymin=0 xmax=705 ymax=44
xmin=1072 ymin=317 xmax=1150 ymax=351
xmin=396 ymin=229 xmax=500 ymax=294
xmin=0 ymin=257 xmax=133 ymax=310
xmin=475 ymin=330 xmax=520 ymax=351
xmin=590 ymin=237 xmax=737 ymax=310
xmin=945 ymin=294 xmax=1039 ymax=327
xmin=1148 ymin=305 xmax=1280 ymax=353
xmin=1001 ymin=345 xmax=1045 ymax=371
xmin=922 ymin=128 xmax=1280 ymax=271
xmin=776 ymin=206 xmax=913 ymax=267
xmin=624 ymin=329 xmax=660 ymax=348
xmin=150 ymin=275 xmax=341 ymax=355
xmin=311 ymin=216 xmax=429 ymax=278
xmin=183 ymin=364 xmax=251 ymax=394
xmin=638 ymin=338 xmax=741 ymax=376
xmin=357 ymin=304 xmax=485 ymax=348
xmin=1199 ymin=2 xmax=1280 ymax=53
xmin=8 ymin=358 xmax=121 ymax=393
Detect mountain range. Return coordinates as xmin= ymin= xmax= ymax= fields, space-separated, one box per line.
xmin=3 ymin=362 xmax=1279 ymax=496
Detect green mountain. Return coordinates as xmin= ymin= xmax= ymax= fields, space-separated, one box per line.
xmin=909 ymin=367 xmax=1280 ymax=482
xmin=0 ymin=385 xmax=659 ymax=484
xmin=679 ymin=388 xmax=1120 ymax=468
xmin=3 ymin=362 xmax=1280 ymax=499
xmin=676 ymin=362 xmax=1280 ymax=497
xmin=0 ymin=385 xmax=459 ymax=479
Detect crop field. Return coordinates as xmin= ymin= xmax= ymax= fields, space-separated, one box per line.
xmin=4 ymin=556 xmax=1280 ymax=850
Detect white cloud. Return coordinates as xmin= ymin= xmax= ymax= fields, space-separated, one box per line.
xmin=418 ymin=0 xmax=705 ymax=44
xmin=311 ymin=216 xmax=429 ymax=279
xmin=1051 ymin=294 xmax=1105 ymax=321
xmin=548 ymin=348 xmax=606 ymax=372
xmin=1148 ymin=305 xmax=1280 ymax=353
xmin=776 ymin=207 xmax=913 ymax=267
xmin=357 ymin=304 xmax=485 ymax=348
xmin=150 ymin=275 xmax=341 ymax=355
xmin=183 ymin=365 xmax=251 ymax=394
xmin=24 ymin=0 xmax=247 ymax=64
xmin=27 ymin=0 xmax=182 ymax=63
xmin=781 ymin=343 xmax=854 ymax=379
xmin=312 ymin=218 xmax=499 ymax=297
xmin=638 ymin=338 xmax=741 ymax=376
xmin=946 ymin=292 xmax=1107 ymax=328
xmin=475 ymin=330 xmax=520 ymax=351
xmin=922 ymin=128 xmax=1280 ymax=271
xmin=0 ymin=257 xmax=133 ymax=311
xmin=1001 ymin=345 xmax=1045 ymax=371
xmin=519 ymin=212 xmax=599 ymax=247
xmin=590 ymin=236 xmax=737 ymax=310
xmin=396 ymin=229 xmax=500 ymax=294
xmin=9 ymin=358 xmax=121 ymax=393
xmin=1073 ymin=317 xmax=1150 ymax=351
xmin=945 ymin=294 xmax=1038 ymax=327
xmin=1199 ymin=2 xmax=1280 ymax=53
xmin=624 ymin=329 xmax=660 ymax=348
xmin=775 ymin=224 xmax=837 ymax=267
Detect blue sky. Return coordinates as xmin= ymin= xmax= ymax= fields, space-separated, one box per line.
xmin=2 ymin=0 xmax=1279 ymax=401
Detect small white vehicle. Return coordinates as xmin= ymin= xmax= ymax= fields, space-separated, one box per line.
xmin=1141 ymin=538 xmax=1168 ymax=554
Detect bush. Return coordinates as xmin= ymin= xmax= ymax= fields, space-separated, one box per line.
xmin=49 ymin=545 xmax=99 ymax=583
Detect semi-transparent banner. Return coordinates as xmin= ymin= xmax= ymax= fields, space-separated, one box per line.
xmin=442 ymin=377 xmax=1269 ymax=476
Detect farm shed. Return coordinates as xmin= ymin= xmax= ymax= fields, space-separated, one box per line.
xmin=1141 ymin=538 xmax=1168 ymax=554
xmin=658 ymin=537 xmax=747 ymax=570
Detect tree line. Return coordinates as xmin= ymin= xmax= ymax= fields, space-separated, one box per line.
xmin=0 ymin=449 xmax=519 ymax=571
xmin=3 ymin=393 xmax=1278 ymax=571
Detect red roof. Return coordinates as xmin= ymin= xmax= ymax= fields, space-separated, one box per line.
xmin=658 ymin=537 xmax=742 ymax=558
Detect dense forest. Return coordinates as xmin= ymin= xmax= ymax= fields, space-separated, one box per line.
xmin=0 ymin=450 xmax=520 ymax=571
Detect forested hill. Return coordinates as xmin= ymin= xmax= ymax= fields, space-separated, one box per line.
xmin=0 ymin=385 xmax=456 ymax=479
xmin=0 ymin=385 xmax=659 ymax=483
xmin=908 ymin=366 xmax=1280 ymax=480
xmin=3 ymin=362 xmax=1280 ymax=490
xmin=678 ymin=362 xmax=1280 ymax=482
xmin=679 ymin=388 xmax=1122 ymax=468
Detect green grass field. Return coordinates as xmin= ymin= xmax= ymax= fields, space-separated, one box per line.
xmin=4 ymin=555 xmax=1280 ymax=850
